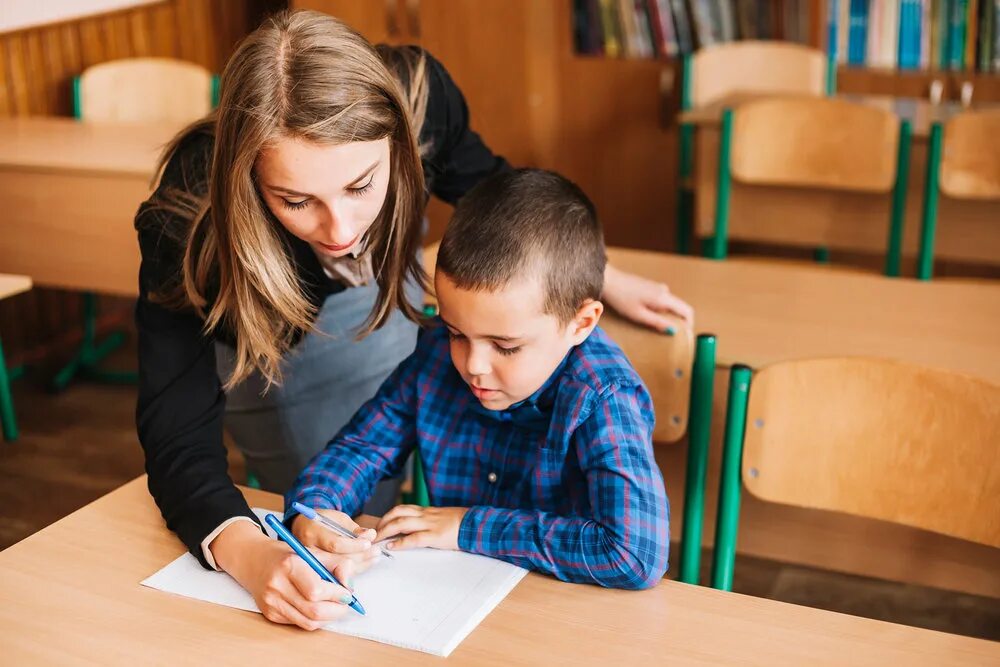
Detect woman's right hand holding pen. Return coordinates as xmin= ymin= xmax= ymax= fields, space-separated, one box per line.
xmin=210 ymin=520 xmax=358 ymax=631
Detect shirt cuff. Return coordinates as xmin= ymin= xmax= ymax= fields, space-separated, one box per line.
xmin=201 ymin=516 xmax=263 ymax=571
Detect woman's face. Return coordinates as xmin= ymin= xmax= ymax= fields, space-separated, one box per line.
xmin=255 ymin=136 xmax=392 ymax=258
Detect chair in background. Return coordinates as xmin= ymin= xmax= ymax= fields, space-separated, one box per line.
xmin=705 ymin=96 xmax=913 ymax=276
xmin=54 ymin=58 xmax=217 ymax=390
xmin=918 ymin=108 xmax=1000 ymax=280
xmin=710 ymin=357 xmax=1000 ymax=591
xmin=677 ymin=41 xmax=827 ymax=254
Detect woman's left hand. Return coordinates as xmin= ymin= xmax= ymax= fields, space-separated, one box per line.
xmin=375 ymin=505 xmax=469 ymax=551
xmin=602 ymin=264 xmax=695 ymax=332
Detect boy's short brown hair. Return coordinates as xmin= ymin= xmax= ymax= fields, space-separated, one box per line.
xmin=437 ymin=168 xmax=606 ymax=322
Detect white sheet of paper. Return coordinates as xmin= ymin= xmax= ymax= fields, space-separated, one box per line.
xmin=141 ymin=509 xmax=528 ymax=657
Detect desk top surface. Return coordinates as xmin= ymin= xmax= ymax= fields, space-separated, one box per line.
xmin=0 ymin=476 xmax=995 ymax=665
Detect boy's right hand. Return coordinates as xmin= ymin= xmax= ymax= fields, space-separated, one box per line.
xmin=292 ymin=509 xmax=380 ymax=570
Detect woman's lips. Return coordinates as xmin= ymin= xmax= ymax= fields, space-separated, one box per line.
xmin=318 ymin=235 xmax=359 ymax=252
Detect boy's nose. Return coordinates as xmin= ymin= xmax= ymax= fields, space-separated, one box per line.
xmin=466 ymin=346 xmax=491 ymax=377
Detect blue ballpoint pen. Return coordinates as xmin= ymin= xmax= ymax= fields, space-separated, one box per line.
xmin=292 ymin=501 xmax=394 ymax=560
xmin=263 ymin=513 xmax=366 ymax=616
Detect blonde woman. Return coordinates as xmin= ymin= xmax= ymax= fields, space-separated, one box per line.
xmin=135 ymin=10 xmax=692 ymax=630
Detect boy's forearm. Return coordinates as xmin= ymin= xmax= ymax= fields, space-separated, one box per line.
xmin=457 ymin=506 xmax=668 ymax=590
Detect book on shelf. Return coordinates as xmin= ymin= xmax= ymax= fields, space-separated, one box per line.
xmin=572 ymin=0 xmax=816 ymax=60
xmin=833 ymin=0 xmax=998 ymax=72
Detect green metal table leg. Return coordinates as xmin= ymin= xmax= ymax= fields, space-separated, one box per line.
xmin=885 ymin=120 xmax=912 ymax=277
xmin=708 ymin=109 xmax=734 ymax=260
xmin=0 ymin=336 xmax=18 ymax=441
xmin=51 ymin=292 xmax=137 ymax=391
xmin=918 ymin=123 xmax=943 ymax=281
xmin=678 ymin=334 xmax=717 ymax=585
xmin=710 ymin=365 xmax=752 ymax=592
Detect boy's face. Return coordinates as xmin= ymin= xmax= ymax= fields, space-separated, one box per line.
xmin=435 ymin=270 xmax=602 ymax=411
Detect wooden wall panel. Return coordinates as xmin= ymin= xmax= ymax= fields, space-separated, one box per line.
xmin=0 ymin=0 xmax=276 ymax=369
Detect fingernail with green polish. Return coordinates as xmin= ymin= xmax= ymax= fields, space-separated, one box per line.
xmin=665 ymin=326 xmax=676 ymax=336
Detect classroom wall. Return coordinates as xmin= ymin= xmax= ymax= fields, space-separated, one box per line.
xmin=0 ymin=0 xmax=279 ymax=367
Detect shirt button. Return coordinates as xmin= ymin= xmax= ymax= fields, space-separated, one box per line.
xmin=487 ymin=472 xmax=498 ymax=483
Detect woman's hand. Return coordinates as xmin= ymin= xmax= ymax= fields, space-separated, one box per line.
xmin=602 ymin=264 xmax=695 ymax=333
xmin=291 ymin=508 xmax=380 ymax=571
xmin=375 ymin=505 xmax=468 ymax=551
xmin=210 ymin=520 xmax=356 ymax=631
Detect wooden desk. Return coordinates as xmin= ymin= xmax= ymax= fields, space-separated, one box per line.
xmin=679 ymin=93 xmax=1000 ymax=266
xmin=0 ymin=477 xmax=994 ymax=665
xmin=610 ymin=248 xmax=1000 ymax=382
xmin=0 ymin=117 xmax=179 ymax=296
xmin=609 ymin=248 xmax=1000 ymax=596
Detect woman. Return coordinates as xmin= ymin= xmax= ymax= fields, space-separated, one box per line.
xmin=135 ymin=10 xmax=692 ymax=630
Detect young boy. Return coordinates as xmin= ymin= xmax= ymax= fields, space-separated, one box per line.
xmin=286 ymin=169 xmax=669 ymax=590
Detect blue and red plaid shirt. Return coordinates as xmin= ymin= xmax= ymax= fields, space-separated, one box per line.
xmin=286 ymin=320 xmax=669 ymax=590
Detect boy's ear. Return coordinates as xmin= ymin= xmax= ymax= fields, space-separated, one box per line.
xmin=568 ymin=299 xmax=603 ymax=345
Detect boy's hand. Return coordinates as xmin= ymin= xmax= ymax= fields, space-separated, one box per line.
xmin=292 ymin=508 xmax=380 ymax=572
xmin=375 ymin=505 xmax=469 ymax=551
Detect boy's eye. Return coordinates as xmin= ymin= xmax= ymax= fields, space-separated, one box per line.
xmin=281 ymin=198 xmax=311 ymax=211
xmin=494 ymin=344 xmax=521 ymax=356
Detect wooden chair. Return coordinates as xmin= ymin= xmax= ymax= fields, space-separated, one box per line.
xmin=918 ymin=109 xmax=1000 ymax=280
xmin=677 ymin=42 xmax=827 ymax=254
xmin=52 ymin=58 xmax=216 ymax=390
xmin=0 ymin=274 xmax=33 ymax=441
xmin=705 ymin=96 xmax=913 ymax=277
xmin=420 ymin=243 xmax=713 ymax=583
xmin=710 ymin=357 xmax=1000 ymax=591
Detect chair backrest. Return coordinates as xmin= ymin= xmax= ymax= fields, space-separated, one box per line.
xmin=940 ymin=108 xmax=1000 ymax=200
xmin=420 ymin=243 xmax=694 ymax=444
xmin=742 ymin=357 xmax=1000 ymax=548
xmin=730 ymin=97 xmax=900 ymax=193
xmin=76 ymin=58 xmax=213 ymax=123
xmin=691 ymin=41 xmax=825 ymax=108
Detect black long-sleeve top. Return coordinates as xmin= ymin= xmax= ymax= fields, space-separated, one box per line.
xmin=134 ymin=49 xmax=508 ymax=568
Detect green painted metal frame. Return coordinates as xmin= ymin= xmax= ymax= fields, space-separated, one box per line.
xmin=678 ymin=333 xmax=717 ymax=585
xmin=710 ymin=364 xmax=752 ymax=592
xmin=676 ymin=55 xmax=695 ymax=255
xmin=885 ymin=120 xmax=913 ymax=277
xmin=918 ymin=122 xmax=944 ymax=281
xmin=706 ymin=108 xmax=734 ymax=260
xmin=0 ymin=337 xmax=18 ymax=441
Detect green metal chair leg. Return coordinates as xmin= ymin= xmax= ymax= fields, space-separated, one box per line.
xmin=678 ymin=334 xmax=717 ymax=585
xmin=676 ymin=55 xmax=694 ymax=255
xmin=918 ymin=123 xmax=943 ymax=281
xmin=813 ymin=247 xmax=831 ymax=264
xmin=708 ymin=108 xmax=734 ymax=260
xmin=51 ymin=292 xmax=137 ymax=391
xmin=246 ymin=472 xmax=261 ymax=490
xmin=411 ymin=453 xmax=430 ymax=507
xmin=0 ymin=336 xmax=19 ymax=442
xmin=710 ymin=365 xmax=752 ymax=592
xmin=885 ymin=120 xmax=913 ymax=277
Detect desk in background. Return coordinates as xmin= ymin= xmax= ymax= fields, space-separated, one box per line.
xmin=0 ymin=117 xmax=177 ymax=296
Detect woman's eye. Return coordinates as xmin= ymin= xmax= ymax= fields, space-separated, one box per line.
xmin=348 ymin=178 xmax=375 ymax=197
xmin=446 ymin=330 xmax=464 ymax=340
xmin=281 ymin=198 xmax=311 ymax=211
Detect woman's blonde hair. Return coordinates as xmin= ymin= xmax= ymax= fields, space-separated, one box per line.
xmin=149 ymin=10 xmax=429 ymax=389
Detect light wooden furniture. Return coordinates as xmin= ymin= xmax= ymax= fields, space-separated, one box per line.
xmin=917 ymin=108 xmax=1000 ymax=278
xmin=0 ymin=274 xmax=32 ymax=441
xmin=681 ymin=93 xmax=1000 ymax=268
xmin=711 ymin=358 xmax=1000 ymax=590
xmin=706 ymin=97 xmax=909 ymax=270
xmin=76 ymin=58 xmax=214 ymax=123
xmin=0 ymin=117 xmax=176 ymax=296
xmin=0 ymin=477 xmax=996 ymax=666
xmin=611 ymin=247 xmax=1000 ymax=595
xmin=689 ymin=41 xmax=826 ymax=108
